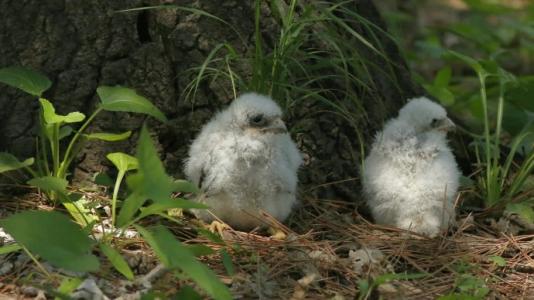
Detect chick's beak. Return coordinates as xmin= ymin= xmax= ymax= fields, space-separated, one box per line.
xmin=438 ymin=117 xmax=455 ymax=132
xmin=263 ymin=117 xmax=287 ymax=134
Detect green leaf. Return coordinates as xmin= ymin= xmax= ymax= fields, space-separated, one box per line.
xmin=94 ymin=172 xmax=114 ymax=187
xmin=117 ymin=192 xmax=147 ymax=227
xmin=39 ymin=98 xmax=85 ymax=124
xmin=433 ymin=66 xmax=452 ymax=88
xmin=374 ymin=272 xmax=427 ymax=285
xmin=97 ymin=86 xmax=167 ymax=122
xmin=27 ymin=176 xmax=68 ymax=193
xmin=55 ymin=277 xmax=83 ymax=300
xmin=135 ymin=225 xmax=232 ymax=300
xmin=174 ymin=286 xmax=203 ymax=300
xmin=27 ymin=177 xmax=95 ymax=226
xmin=0 ymin=66 xmax=52 ymax=96
xmin=28 ymin=176 xmax=68 ymax=193
xmin=0 ymin=243 xmax=22 ymax=255
xmin=446 ymin=51 xmax=486 ymax=77
xmin=186 ymin=244 xmax=216 ymax=257
xmin=488 ymin=255 xmax=506 ymax=267
xmin=117 ymin=125 xmax=203 ymax=227
xmin=220 ymin=249 xmax=235 ymax=276
xmin=197 ymin=228 xmax=225 ymax=245
xmin=86 ymin=131 xmax=132 ymax=142
xmin=107 ymin=152 xmax=138 ymax=173
xmin=58 ymin=125 xmax=74 ymax=140
xmin=505 ymin=203 xmax=534 ymax=224
xmin=131 ymin=125 xmax=174 ymax=201
xmin=357 ymin=279 xmax=370 ymax=298
xmin=99 ymin=243 xmax=135 ymax=280
xmin=137 ymin=198 xmax=207 ymax=220
xmin=0 ymin=211 xmax=99 ymax=272
xmin=506 ymin=76 xmax=534 ymax=112
xmin=173 ymin=179 xmax=200 ymax=194
xmin=424 ymin=85 xmax=455 ymax=106
xmin=0 ymin=152 xmax=34 ymax=173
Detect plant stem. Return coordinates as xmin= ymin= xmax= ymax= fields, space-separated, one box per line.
xmin=53 ymin=123 xmax=60 ymax=175
xmin=22 ymin=246 xmax=51 ymax=278
xmin=478 ymin=74 xmax=493 ymax=203
xmin=58 ymin=107 xmax=102 ymax=179
xmin=111 ymin=170 xmax=126 ymax=227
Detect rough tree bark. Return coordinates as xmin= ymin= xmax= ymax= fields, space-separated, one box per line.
xmin=0 ymin=0 xmax=420 ymax=202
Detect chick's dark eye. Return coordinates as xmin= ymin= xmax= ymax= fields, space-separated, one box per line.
xmin=249 ymin=114 xmax=264 ymax=125
xmin=431 ymin=118 xmax=439 ymax=127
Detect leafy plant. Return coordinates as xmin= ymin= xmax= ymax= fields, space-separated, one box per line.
xmin=0 ymin=210 xmax=99 ymax=273
xmin=446 ymin=51 xmax=534 ymax=218
xmin=357 ymin=272 xmax=427 ymax=300
xmin=1 ymin=125 xmax=230 ymax=297
xmin=0 ymin=66 xmax=166 ymax=223
xmin=438 ymin=274 xmax=490 ymax=300
xmin=106 ymin=152 xmax=138 ymax=227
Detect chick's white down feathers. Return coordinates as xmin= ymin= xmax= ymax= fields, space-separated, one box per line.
xmin=362 ymin=97 xmax=461 ymax=237
xmin=184 ymin=93 xmax=302 ymax=229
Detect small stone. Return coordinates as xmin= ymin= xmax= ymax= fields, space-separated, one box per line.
xmin=71 ymin=278 xmax=109 ymax=300
xmin=21 ymin=285 xmax=39 ymax=297
xmin=0 ymin=261 xmax=13 ymax=276
xmin=349 ymin=248 xmax=385 ymax=273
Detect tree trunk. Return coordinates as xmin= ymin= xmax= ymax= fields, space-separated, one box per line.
xmin=0 ymin=0 xmax=421 ymax=201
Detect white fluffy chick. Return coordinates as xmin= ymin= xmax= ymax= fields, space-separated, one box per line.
xmin=184 ymin=93 xmax=302 ymax=230
xmin=362 ymin=97 xmax=460 ymax=238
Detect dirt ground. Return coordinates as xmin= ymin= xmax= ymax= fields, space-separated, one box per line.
xmin=1 ymin=190 xmax=533 ymax=299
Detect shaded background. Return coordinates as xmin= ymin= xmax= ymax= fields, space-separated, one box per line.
xmin=0 ymin=0 xmax=420 ymax=201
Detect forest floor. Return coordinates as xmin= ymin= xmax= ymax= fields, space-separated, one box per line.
xmin=1 ymin=190 xmax=533 ymax=299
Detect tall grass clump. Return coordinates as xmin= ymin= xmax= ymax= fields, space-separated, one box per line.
xmin=182 ymin=0 xmax=406 ymax=160
xmin=449 ymin=51 xmax=534 ymax=221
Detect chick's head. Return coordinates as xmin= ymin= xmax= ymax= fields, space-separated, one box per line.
xmin=398 ymin=97 xmax=455 ymax=134
xmin=229 ymin=93 xmax=287 ymax=135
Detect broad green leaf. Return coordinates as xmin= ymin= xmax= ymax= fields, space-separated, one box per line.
xmin=58 ymin=125 xmax=73 ymax=140
xmin=186 ymin=244 xmax=215 ymax=257
xmin=62 ymin=194 xmax=97 ymax=227
xmin=0 ymin=243 xmax=22 ymax=255
xmin=502 ymin=102 xmax=529 ymax=136
xmin=173 ymin=179 xmax=200 ymax=194
xmin=131 ymin=125 xmax=174 ymax=201
xmin=374 ymin=272 xmax=427 ymax=285
xmin=135 ymin=225 xmax=232 ymax=300
xmin=220 ymin=249 xmax=234 ymax=276
xmin=27 ymin=176 xmax=68 ymax=193
xmin=488 ymin=255 xmax=506 ymax=267
xmin=27 ymin=177 xmax=95 ymax=226
xmin=357 ymin=279 xmax=370 ymax=298
xmin=107 ymin=152 xmax=138 ymax=173
xmin=197 ymin=228 xmax=225 ymax=245
xmin=0 ymin=66 xmax=51 ymax=96
xmin=506 ymin=76 xmax=534 ymax=112
xmin=117 ymin=192 xmax=147 ymax=227
xmin=433 ymin=66 xmax=452 ymax=88
xmin=137 ymin=198 xmax=207 ymax=220
xmin=446 ymin=51 xmax=486 ymax=77
xmin=97 ymin=86 xmax=167 ymax=122
xmin=86 ymin=131 xmax=132 ymax=142
xmin=55 ymin=277 xmax=83 ymax=300
xmin=94 ymin=172 xmax=114 ymax=187
xmin=0 ymin=152 xmax=34 ymax=173
xmin=100 ymin=243 xmax=134 ymax=280
xmin=39 ymin=98 xmax=85 ymax=124
xmin=505 ymin=203 xmax=534 ymax=224
xmin=174 ymin=286 xmax=202 ymax=300
xmin=0 ymin=211 xmax=99 ymax=272
xmin=424 ymin=85 xmax=455 ymax=106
